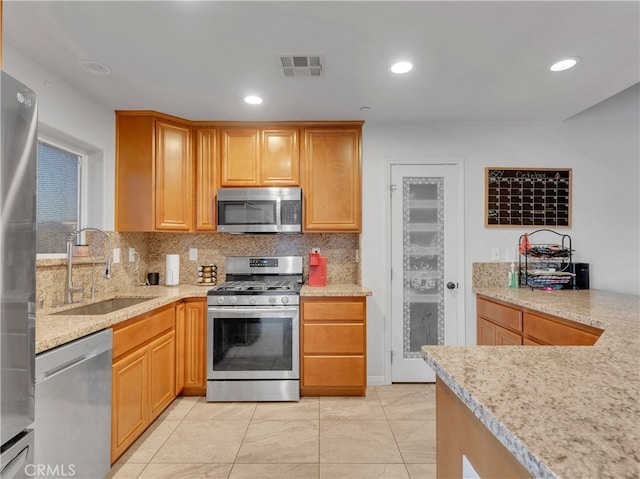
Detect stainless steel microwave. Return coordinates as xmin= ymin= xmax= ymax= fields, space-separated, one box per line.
xmin=217 ymin=187 xmax=302 ymax=234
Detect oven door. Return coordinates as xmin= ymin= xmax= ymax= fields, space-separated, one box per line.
xmin=207 ymin=306 xmax=299 ymax=380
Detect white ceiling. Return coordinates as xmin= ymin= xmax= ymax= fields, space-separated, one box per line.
xmin=3 ymin=1 xmax=639 ymax=123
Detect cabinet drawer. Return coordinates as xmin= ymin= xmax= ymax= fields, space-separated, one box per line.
xmin=523 ymin=312 xmax=601 ymax=346
xmin=302 ymin=299 xmax=365 ymax=321
xmin=477 ymin=298 xmax=522 ymax=332
xmin=303 ymin=323 xmax=364 ymax=354
xmin=303 ymin=356 xmax=365 ymax=387
xmin=113 ymin=306 xmax=174 ymax=359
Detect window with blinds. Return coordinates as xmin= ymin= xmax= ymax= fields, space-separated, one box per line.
xmin=36 ymin=141 xmax=81 ymax=254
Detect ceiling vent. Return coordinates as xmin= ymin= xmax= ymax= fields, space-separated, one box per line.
xmin=277 ymin=54 xmax=324 ymax=79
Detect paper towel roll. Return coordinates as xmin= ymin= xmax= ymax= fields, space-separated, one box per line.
xmin=166 ymin=254 xmax=180 ymax=286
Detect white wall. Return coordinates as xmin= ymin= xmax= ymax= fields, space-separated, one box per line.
xmin=3 ymin=43 xmax=116 ymax=230
xmin=362 ymin=84 xmax=640 ymax=384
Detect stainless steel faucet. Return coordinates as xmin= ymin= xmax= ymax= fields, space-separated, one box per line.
xmin=64 ymin=228 xmax=112 ymax=304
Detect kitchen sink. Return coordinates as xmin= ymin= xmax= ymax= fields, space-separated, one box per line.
xmin=52 ymin=297 xmax=157 ymax=315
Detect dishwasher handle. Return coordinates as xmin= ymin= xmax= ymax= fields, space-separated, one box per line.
xmin=35 ymin=329 xmax=113 ymax=383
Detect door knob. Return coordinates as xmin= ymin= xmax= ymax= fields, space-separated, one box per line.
xmin=446 ymin=282 xmax=457 ymax=290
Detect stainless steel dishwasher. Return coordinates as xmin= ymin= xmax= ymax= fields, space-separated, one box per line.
xmin=34 ymin=329 xmax=112 ymax=479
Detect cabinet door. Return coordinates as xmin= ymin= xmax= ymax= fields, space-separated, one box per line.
xmin=302 ymin=127 xmax=362 ymax=231
xmin=495 ymin=326 xmax=522 ymax=345
xmin=184 ymin=299 xmax=206 ymax=394
xmin=261 ymin=128 xmax=299 ymax=186
xmin=115 ymin=114 xmax=155 ymax=231
xmin=111 ymin=347 xmax=148 ymax=463
xmin=220 ymin=128 xmax=260 ymax=186
xmin=477 ymin=317 xmax=497 ymax=345
xmin=148 ymin=330 xmax=176 ymax=421
xmin=196 ymin=128 xmax=217 ymax=230
xmin=155 ymin=120 xmax=193 ymax=230
xmin=175 ymin=302 xmax=186 ymax=395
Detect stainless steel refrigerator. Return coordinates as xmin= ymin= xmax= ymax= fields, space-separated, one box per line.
xmin=0 ymin=71 xmax=38 ymax=478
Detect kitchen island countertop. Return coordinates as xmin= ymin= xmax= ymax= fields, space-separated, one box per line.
xmin=422 ymin=287 xmax=640 ymax=479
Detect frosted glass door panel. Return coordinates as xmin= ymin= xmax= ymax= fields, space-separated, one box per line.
xmin=403 ymin=178 xmax=444 ymax=354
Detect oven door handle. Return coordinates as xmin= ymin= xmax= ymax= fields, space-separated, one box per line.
xmin=208 ymin=307 xmax=297 ymax=315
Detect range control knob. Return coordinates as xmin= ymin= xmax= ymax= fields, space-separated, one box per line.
xmin=216 ymin=296 xmax=225 ymax=305
xmin=281 ymin=296 xmax=289 ymax=304
xmin=269 ymin=296 xmax=277 ymax=304
xmin=249 ymin=297 xmax=257 ymax=305
xmin=229 ymin=296 xmax=237 ymax=305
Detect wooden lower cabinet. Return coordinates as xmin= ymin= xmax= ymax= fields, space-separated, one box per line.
xmin=148 ymin=330 xmax=176 ymax=420
xmin=182 ymin=298 xmax=207 ymax=395
xmin=522 ymin=311 xmax=601 ymax=346
xmin=111 ymin=347 xmax=148 ymax=463
xmin=477 ymin=295 xmax=603 ymax=346
xmin=111 ymin=305 xmax=176 ymax=464
xmin=175 ymin=302 xmax=186 ymax=395
xmin=477 ymin=317 xmax=522 ymax=345
xmin=477 ymin=298 xmax=523 ymax=346
xmin=436 ymin=378 xmax=533 ymax=478
xmin=301 ymin=296 xmax=366 ymax=396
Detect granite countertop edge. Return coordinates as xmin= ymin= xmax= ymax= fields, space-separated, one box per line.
xmin=421 ymin=353 xmax=555 ymax=479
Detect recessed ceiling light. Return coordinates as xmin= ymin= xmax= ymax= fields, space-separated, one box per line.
xmin=78 ymin=60 xmax=111 ymax=76
xmin=244 ymin=95 xmax=263 ymax=105
xmin=550 ymin=57 xmax=581 ymax=72
xmin=390 ymin=61 xmax=413 ymax=74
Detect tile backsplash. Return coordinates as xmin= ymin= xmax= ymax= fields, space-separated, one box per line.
xmin=37 ymin=231 xmax=360 ymax=309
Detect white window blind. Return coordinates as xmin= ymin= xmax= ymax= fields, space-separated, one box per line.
xmin=36 ymin=141 xmax=81 ymax=254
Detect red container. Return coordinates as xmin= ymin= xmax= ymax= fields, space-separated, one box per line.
xmin=308 ymin=255 xmax=327 ymax=287
xmin=309 ymin=252 xmax=320 ymax=266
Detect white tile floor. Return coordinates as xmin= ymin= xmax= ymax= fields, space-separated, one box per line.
xmin=106 ymin=384 xmax=437 ymax=479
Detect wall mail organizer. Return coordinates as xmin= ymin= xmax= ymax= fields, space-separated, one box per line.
xmin=485 ymin=167 xmax=572 ymax=227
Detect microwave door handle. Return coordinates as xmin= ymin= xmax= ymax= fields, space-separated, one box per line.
xmin=276 ymin=197 xmax=282 ymax=229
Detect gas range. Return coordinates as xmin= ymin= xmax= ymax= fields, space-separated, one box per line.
xmin=207 ymin=256 xmax=303 ymax=306
xmin=206 ymin=255 xmax=302 ymax=402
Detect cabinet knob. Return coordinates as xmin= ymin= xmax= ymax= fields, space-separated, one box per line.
xmin=446 ymin=282 xmax=458 ymax=290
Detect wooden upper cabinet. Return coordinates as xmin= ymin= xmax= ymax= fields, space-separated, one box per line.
xmin=155 ymin=120 xmax=193 ymax=230
xmin=115 ymin=112 xmax=193 ymax=232
xmin=302 ymin=125 xmax=362 ymax=232
xmin=219 ymin=128 xmax=260 ymax=186
xmin=219 ymin=127 xmax=299 ymax=187
xmin=261 ymin=128 xmax=299 ymax=185
xmin=196 ymin=129 xmax=217 ymax=230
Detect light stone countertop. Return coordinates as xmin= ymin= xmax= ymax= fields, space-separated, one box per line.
xmin=35 ymin=285 xmax=207 ymax=354
xmin=422 ymin=287 xmax=640 ymax=479
xmin=36 ymin=283 xmax=371 ymax=354
xmin=300 ymin=283 xmax=372 ymax=296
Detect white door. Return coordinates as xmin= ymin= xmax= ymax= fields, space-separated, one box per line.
xmin=390 ymin=163 xmax=464 ymax=382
